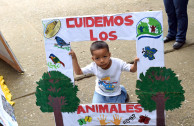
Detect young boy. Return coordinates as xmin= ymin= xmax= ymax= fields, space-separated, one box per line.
xmin=69 ymin=41 xmax=139 ymax=103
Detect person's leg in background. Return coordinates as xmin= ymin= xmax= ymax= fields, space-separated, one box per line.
xmin=163 ymin=0 xmax=177 ymax=42
xmin=172 ymin=0 xmax=189 ymax=49
xmin=173 ymin=0 xmax=189 ymax=43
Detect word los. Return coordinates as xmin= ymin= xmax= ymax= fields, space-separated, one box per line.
xmin=66 ymin=15 xmax=134 ymax=41
xmin=89 ymin=30 xmax=117 ymax=41
xmin=77 ymin=104 xmax=142 ymax=114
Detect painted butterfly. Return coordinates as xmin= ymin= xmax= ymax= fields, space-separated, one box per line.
xmin=77 ymin=119 xmax=86 ymax=125
xmin=142 ymin=46 xmax=157 ymax=60
xmin=138 ymin=115 xmax=151 ymax=124
xmin=85 ymin=116 xmax=92 ymax=122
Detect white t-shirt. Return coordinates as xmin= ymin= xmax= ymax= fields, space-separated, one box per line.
xmin=81 ymin=57 xmax=132 ymax=96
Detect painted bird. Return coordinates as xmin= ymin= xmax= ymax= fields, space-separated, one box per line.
xmin=55 ymin=36 xmax=70 ymax=47
xmin=49 ymin=54 xmax=65 ymax=67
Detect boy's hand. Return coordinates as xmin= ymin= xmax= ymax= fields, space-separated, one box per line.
xmin=130 ymin=57 xmax=139 ymax=73
xmin=134 ymin=57 xmax=139 ymax=63
xmin=69 ymin=49 xmax=83 ymax=75
xmin=69 ymin=50 xmax=76 ymax=59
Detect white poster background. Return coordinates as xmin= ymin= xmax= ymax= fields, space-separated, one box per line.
xmin=136 ymin=37 xmax=165 ymax=76
xmin=44 ymin=38 xmax=73 ymax=82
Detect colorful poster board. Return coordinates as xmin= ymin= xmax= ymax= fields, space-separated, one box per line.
xmin=42 ymin=11 xmax=164 ymax=125
xmin=0 ymin=32 xmax=23 ymax=73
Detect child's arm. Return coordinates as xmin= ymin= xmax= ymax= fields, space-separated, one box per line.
xmin=69 ymin=50 xmax=83 ymax=75
xmin=130 ymin=57 xmax=139 ymax=73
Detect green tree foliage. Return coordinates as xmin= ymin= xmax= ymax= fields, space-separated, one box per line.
xmin=36 ymin=71 xmax=80 ymax=113
xmin=136 ymin=67 xmax=185 ymax=112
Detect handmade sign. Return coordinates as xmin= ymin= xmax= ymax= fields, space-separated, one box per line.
xmin=0 ymin=32 xmax=23 ymax=73
xmin=40 ymin=11 xmax=164 ymax=126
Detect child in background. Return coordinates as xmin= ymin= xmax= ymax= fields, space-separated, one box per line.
xmin=69 ymin=41 xmax=139 ymax=103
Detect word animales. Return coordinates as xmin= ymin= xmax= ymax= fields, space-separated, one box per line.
xmin=77 ymin=104 xmax=142 ymax=114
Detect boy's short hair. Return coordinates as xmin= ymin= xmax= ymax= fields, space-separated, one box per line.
xmin=90 ymin=41 xmax=109 ymax=55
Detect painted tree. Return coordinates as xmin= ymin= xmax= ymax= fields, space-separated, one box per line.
xmin=36 ymin=71 xmax=80 ymax=126
xmin=136 ymin=67 xmax=185 ymax=126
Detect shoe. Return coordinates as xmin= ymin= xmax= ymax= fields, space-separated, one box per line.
xmin=173 ymin=41 xmax=185 ymax=49
xmin=125 ymin=93 xmax=130 ymax=103
xmin=164 ymin=37 xmax=175 ymax=43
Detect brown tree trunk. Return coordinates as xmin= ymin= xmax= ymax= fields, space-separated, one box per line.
xmin=54 ymin=108 xmax=64 ymax=126
xmin=152 ymin=93 xmax=167 ymax=126
xmin=48 ymin=96 xmax=64 ymax=126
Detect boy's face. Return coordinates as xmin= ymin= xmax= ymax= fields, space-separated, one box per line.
xmin=92 ymin=48 xmax=111 ymax=69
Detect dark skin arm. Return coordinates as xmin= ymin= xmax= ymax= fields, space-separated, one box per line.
xmin=69 ymin=50 xmax=83 ymax=75
xmin=130 ymin=57 xmax=139 ymax=72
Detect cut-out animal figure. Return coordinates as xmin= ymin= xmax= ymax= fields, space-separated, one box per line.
xmin=55 ymin=36 xmax=70 ymax=47
xmin=138 ymin=26 xmax=144 ymax=33
xmin=49 ymin=54 xmax=65 ymax=67
xmin=150 ymin=25 xmax=156 ymax=33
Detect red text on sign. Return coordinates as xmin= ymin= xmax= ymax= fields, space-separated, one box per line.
xmin=77 ymin=104 xmax=143 ymax=114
